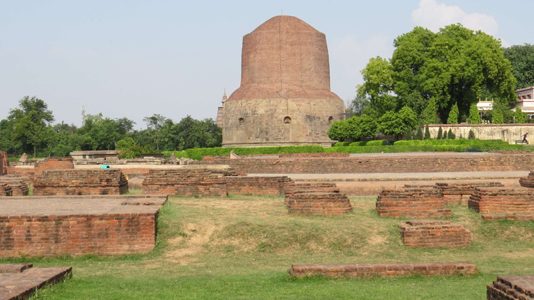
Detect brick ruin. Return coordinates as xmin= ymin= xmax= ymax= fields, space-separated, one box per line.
xmin=33 ymin=169 xmax=128 ymax=196
xmin=0 ymin=151 xmax=6 ymax=176
xmin=468 ymin=188 xmax=534 ymax=220
xmin=0 ymin=175 xmax=30 ymax=196
xmin=0 ymin=195 xmax=167 ymax=257
xmin=376 ymin=188 xmax=452 ymax=218
xmin=400 ymin=221 xmax=471 ymax=248
xmin=519 ymin=171 xmax=534 ymax=188
xmin=289 ymin=262 xmax=477 ymax=278
xmin=143 ymin=169 xmax=232 ymax=197
xmin=284 ymin=182 xmax=352 ymax=216
xmin=487 ymin=275 xmax=534 ymax=300
xmin=404 ymin=181 xmax=504 ymax=205
xmin=0 ymin=263 xmax=72 ymax=299
xmin=225 ymin=176 xmax=292 ymax=196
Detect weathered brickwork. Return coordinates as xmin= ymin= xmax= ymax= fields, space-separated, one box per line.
xmin=487 ymin=275 xmax=534 ymax=300
xmin=289 ymin=262 xmax=477 ymax=278
xmin=0 ymin=263 xmax=72 ymax=299
xmin=143 ymin=169 xmax=231 ymax=197
xmin=225 ymin=176 xmax=292 ymax=196
xmin=0 ymin=195 xmax=166 ymax=257
xmin=196 ymin=153 xmax=534 ymax=174
xmin=285 ymin=183 xmax=352 ymax=215
xmin=405 ymin=182 xmax=504 ymax=205
xmin=376 ymin=188 xmax=452 ymax=218
xmin=0 ymin=151 xmax=7 ymax=176
xmin=400 ymin=221 xmax=471 ymax=248
xmin=519 ymin=171 xmax=534 ymax=188
xmin=0 ymin=175 xmax=30 ymax=196
xmin=468 ymin=188 xmax=534 ymax=220
xmin=33 ymin=169 xmax=128 ymax=196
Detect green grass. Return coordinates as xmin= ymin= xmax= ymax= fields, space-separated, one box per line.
xmin=164 ymin=139 xmax=533 ymax=160
xmin=6 ymin=196 xmax=532 ymax=299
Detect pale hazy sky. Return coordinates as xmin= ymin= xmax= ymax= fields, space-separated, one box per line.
xmin=1 ymin=0 xmax=533 ymax=128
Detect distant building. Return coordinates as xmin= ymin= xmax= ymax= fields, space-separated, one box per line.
xmin=476 ymin=100 xmax=493 ymax=111
xmin=216 ymin=91 xmax=227 ymax=128
xmin=516 ymin=86 xmax=534 ymax=117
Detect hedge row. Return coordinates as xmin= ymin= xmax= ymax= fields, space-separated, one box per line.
xmin=165 ymin=139 xmax=531 ymax=160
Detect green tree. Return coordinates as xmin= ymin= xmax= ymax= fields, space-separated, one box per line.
xmin=491 ymin=106 xmax=505 ymax=124
xmin=8 ymin=96 xmax=54 ymax=157
xmin=468 ymin=104 xmax=481 ymax=124
xmin=437 ymin=127 xmax=443 ymax=139
xmin=424 ymin=125 xmax=431 ymax=139
xmin=377 ymin=106 xmax=417 ymax=140
xmin=357 ymin=57 xmax=397 ymax=115
xmin=504 ymin=44 xmax=534 ymax=89
xmin=421 ymin=98 xmax=440 ymax=124
xmin=513 ymin=107 xmax=527 ymax=123
xmin=447 ymin=103 xmax=459 ymax=124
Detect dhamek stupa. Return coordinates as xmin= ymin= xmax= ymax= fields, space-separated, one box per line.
xmin=221 ymin=15 xmax=345 ymax=147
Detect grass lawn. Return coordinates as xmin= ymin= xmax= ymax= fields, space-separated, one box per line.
xmin=4 ymin=196 xmax=533 ymax=299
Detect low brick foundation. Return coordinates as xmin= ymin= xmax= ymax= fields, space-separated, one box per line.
xmin=376 ymin=188 xmax=452 ymax=218
xmin=225 ymin=176 xmax=292 ymax=196
xmin=289 ymin=262 xmax=477 ymax=278
xmin=0 ymin=263 xmax=72 ymax=299
xmin=33 ymin=169 xmax=128 ymax=196
xmin=487 ymin=275 xmax=534 ymax=300
xmin=0 ymin=175 xmax=30 ymax=196
xmin=405 ymin=182 xmax=504 ymax=205
xmin=468 ymin=188 xmax=534 ymax=220
xmin=0 ymin=195 xmax=166 ymax=257
xmin=143 ymin=169 xmax=232 ymax=197
xmin=400 ymin=221 xmax=471 ymax=248
xmin=0 ymin=151 xmax=6 ymax=176
xmin=285 ymin=183 xmax=352 ymax=216
xmin=519 ymin=171 xmax=534 ymax=188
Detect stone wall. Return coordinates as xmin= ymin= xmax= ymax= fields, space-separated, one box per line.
xmin=143 ymin=169 xmax=230 ymax=197
xmin=285 ymin=183 xmax=352 ymax=216
xmin=195 ymin=153 xmax=534 ymax=174
xmin=0 ymin=151 xmax=7 ymax=176
xmin=427 ymin=124 xmax=534 ymax=144
xmin=400 ymin=221 xmax=471 ymax=248
xmin=487 ymin=275 xmax=534 ymax=300
xmin=225 ymin=176 xmax=292 ymax=196
xmin=289 ymin=262 xmax=477 ymax=278
xmin=468 ymin=188 xmax=534 ymax=220
xmin=0 ymin=195 xmax=166 ymax=257
xmin=33 ymin=169 xmax=128 ymax=196
xmin=376 ymin=188 xmax=452 ymax=218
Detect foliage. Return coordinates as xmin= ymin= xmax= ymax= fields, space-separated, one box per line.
xmin=468 ymin=104 xmax=481 ymax=124
xmin=420 ymin=98 xmax=440 ymax=124
xmin=424 ymin=125 xmax=431 ymax=139
xmin=116 ymin=137 xmax=145 ymax=159
xmin=327 ymin=114 xmax=377 ymax=142
xmin=415 ymin=127 xmax=423 ymax=140
xmin=468 ymin=129 xmax=476 ymax=139
xmin=437 ymin=127 xmax=443 ymax=139
xmin=357 ymin=57 xmax=396 ymax=115
xmin=491 ymin=104 xmax=505 ymax=124
xmin=447 ymin=129 xmax=455 ymax=139
xmin=504 ymin=44 xmax=534 ymax=89
xmin=377 ymin=106 xmax=417 ymax=140
xmin=447 ymin=103 xmax=459 ymax=124
xmin=513 ymin=107 xmax=527 ymax=123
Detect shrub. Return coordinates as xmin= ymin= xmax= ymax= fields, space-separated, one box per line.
xmin=437 ymin=127 xmax=443 ymax=139
xmin=424 ymin=125 xmax=431 ymax=139
xmin=447 ymin=103 xmax=459 ymax=124
xmin=468 ymin=130 xmax=476 ymax=139
xmin=468 ymin=103 xmax=481 ymax=124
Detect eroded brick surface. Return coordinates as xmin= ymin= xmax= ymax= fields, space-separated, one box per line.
xmin=376 ymin=188 xmax=451 ymax=218
xmin=289 ymin=262 xmax=477 ymax=278
xmin=0 ymin=195 xmax=166 ymax=257
xmin=487 ymin=275 xmax=534 ymax=300
xmin=143 ymin=169 xmax=232 ymax=197
xmin=468 ymin=188 xmax=534 ymax=220
xmin=400 ymin=221 xmax=471 ymax=248
xmin=285 ymin=183 xmax=352 ymax=215
xmin=33 ymin=169 xmax=128 ymax=196
xmin=519 ymin=171 xmax=534 ymax=188
xmin=0 ymin=175 xmax=30 ymax=196
xmin=0 ymin=264 xmax=71 ymax=300
xmin=226 ymin=176 xmax=292 ymax=196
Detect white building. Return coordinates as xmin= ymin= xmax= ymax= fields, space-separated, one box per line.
xmin=516 ymin=86 xmax=534 ymax=116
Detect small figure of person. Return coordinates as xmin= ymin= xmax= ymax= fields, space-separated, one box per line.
xmin=522 ymin=132 xmax=529 ymax=144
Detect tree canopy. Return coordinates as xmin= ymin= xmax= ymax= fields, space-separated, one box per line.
xmin=504 ymin=44 xmax=534 ymax=89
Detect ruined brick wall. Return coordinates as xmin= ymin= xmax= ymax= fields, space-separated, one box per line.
xmin=0 ymin=175 xmax=30 ymax=196
xmin=400 ymin=221 xmax=471 ymax=248
xmin=0 ymin=151 xmax=7 ymax=176
xmin=519 ymin=171 xmax=534 ymax=187
xmin=196 ymin=153 xmax=534 ymax=174
xmin=225 ymin=176 xmax=292 ymax=196
xmin=33 ymin=169 xmax=128 ymax=196
xmin=289 ymin=263 xmax=477 ymax=278
xmin=487 ymin=276 xmax=534 ymax=300
xmin=376 ymin=188 xmax=451 ymax=218
xmin=34 ymin=158 xmax=74 ymax=174
xmin=0 ymin=213 xmax=156 ymax=257
xmin=143 ymin=169 xmax=229 ymax=197
xmin=285 ymin=183 xmax=352 ymax=215
xmin=468 ymin=188 xmax=534 ymax=220
xmin=405 ymin=182 xmax=504 ymax=205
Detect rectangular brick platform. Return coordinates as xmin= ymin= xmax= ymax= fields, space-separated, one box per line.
xmin=289 ymin=262 xmax=477 ymax=278
xmin=487 ymin=275 xmax=534 ymax=300
xmin=225 ymin=176 xmax=292 ymax=196
xmin=0 ymin=175 xmax=30 ymax=196
xmin=33 ymin=169 xmax=128 ymax=195
xmin=407 ymin=182 xmax=504 ymax=205
xmin=143 ymin=169 xmax=231 ymax=197
xmin=285 ymin=183 xmax=352 ymax=216
xmin=0 ymin=195 xmax=166 ymax=257
xmin=400 ymin=221 xmax=471 ymax=248
xmin=376 ymin=188 xmax=452 ymax=218
xmin=468 ymin=188 xmax=534 ymax=220
xmin=0 ymin=263 xmax=71 ymax=300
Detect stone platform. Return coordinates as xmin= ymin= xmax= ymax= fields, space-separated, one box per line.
xmin=0 ymin=263 xmax=71 ymax=300
xmin=400 ymin=221 xmax=471 ymax=248
xmin=487 ymin=275 xmax=534 ymax=299
xmin=289 ymin=262 xmax=477 ymax=278
xmin=0 ymin=195 xmax=166 ymax=257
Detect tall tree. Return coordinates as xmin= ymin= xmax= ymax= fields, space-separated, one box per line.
xmin=357 ymin=57 xmax=396 ymax=115
xmin=504 ymin=44 xmax=534 ymax=89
